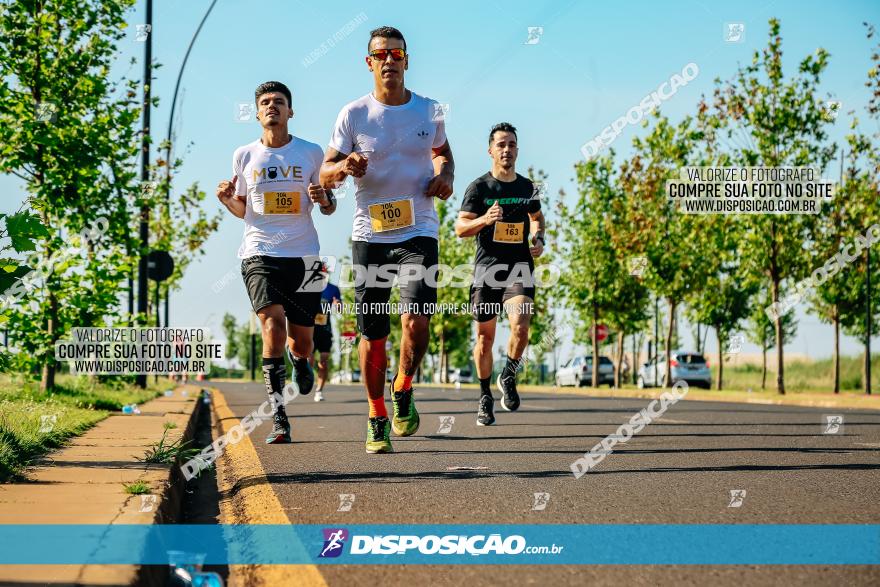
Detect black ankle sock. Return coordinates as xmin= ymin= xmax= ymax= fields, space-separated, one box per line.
xmin=262 ymin=357 xmax=286 ymax=412
xmin=479 ymin=377 xmax=492 ymax=398
xmin=504 ymin=355 xmax=519 ymax=379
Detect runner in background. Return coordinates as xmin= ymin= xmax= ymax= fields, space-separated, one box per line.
xmin=455 ymin=122 xmax=544 ymax=425
xmin=312 ymin=280 xmax=341 ymax=401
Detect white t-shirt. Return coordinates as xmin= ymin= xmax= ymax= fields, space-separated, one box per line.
xmin=232 ymin=136 xmax=324 ymax=259
xmin=328 ymin=91 xmax=447 ymax=243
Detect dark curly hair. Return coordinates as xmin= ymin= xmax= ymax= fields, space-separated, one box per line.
xmin=489 ymin=122 xmax=517 ymax=144
xmin=254 ymin=81 xmax=291 ymax=108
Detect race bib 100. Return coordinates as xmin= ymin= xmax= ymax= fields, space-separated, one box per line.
xmin=368 ymin=198 xmax=415 ymax=232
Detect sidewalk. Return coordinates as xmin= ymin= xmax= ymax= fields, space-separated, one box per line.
xmin=0 ymin=384 xmax=204 ymax=585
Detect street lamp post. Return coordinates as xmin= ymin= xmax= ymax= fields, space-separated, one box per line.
xmin=867 ymin=246 xmax=872 ymax=395
xmin=135 ymin=0 xmax=153 ymax=389
xmin=162 ymin=0 xmax=219 ymax=328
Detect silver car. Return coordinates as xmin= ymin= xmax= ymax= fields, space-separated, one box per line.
xmin=637 ymin=350 xmax=711 ymax=389
xmin=555 ymin=355 xmax=615 ymax=387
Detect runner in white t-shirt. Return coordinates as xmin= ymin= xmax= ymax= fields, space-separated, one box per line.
xmin=320 ymin=26 xmax=455 ymax=454
xmin=217 ymin=81 xmax=336 ymax=444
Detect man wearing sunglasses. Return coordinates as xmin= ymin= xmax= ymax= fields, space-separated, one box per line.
xmin=320 ymin=26 xmax=455 ymax=454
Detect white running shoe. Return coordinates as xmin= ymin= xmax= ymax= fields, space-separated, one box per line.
xmin=314 ymin=390 xmax=324 ymax=402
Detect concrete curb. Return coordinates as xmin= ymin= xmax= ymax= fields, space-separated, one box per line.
xmin=0 ymin=383 xmax=206 ymax=586
xmin=209 ymin=385 xmax=327 ymax=587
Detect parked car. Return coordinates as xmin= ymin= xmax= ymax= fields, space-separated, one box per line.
xmin=637 ymin=350 xmax=711 ymax=389
xmin=555 ymin=355 xmax=615 ymax=387
xmin=432 ymin=367 xmax=474 ymax=384
xmin=331 ymin=369 xmax=361 ymax=384
xmin=450 ymin=367 xmax=474 ymax=384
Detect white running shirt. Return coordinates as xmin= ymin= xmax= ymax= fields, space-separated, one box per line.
xmin=232 ymin=136 xmax=324 ymax=259
xmin=328 ymin=91 xmax=447 ymax=243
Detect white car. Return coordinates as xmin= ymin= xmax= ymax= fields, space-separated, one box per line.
xmin=449 ymin=367 xmax=474 ymax=384
xmin=637 ymin=350 xmax=711 ymax=389
xmin=331 ymin=369 xmax=361 ymax=384
xmin=432 ymin=367 xmax=474 ymax=384
xmin=555 ymin=355 xmax=615 ymax=387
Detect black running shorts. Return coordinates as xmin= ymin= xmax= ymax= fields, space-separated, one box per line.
xmin=313 ymin=326 xmax=333 ymax=353
xmin=240 ymin=255 xmax=323 ymax=326
xmin=469 ymin=262 xmax=536 ymax=323
xmin=351 ymin=236 xmax=439 ymax=340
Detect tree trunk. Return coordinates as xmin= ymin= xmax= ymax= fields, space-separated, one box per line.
xmin=770 ymin=276 xmax=785 ymax=395
xmin=832 ymin=309 xmax=840 ymax=394
xmin=591 ymin=303 xmax=599 ymax=388
xmin=614 ymin=331 xmax=624 ymax=388
xmin=39 ymin=207 xmax=56 ymax=392
xmin=439 ymin=329 xmax=446 ymax=384
xmin=664 ymin=299 xmax=676 ymax=387
xmin=761 ymin=342 xmax=767 ymax=390
xmin=631 ymin=333 xmax=639 ymax=385
xmin=40 ymin=291 xmax=58 ymax=392
xmin=715 ymin=325 xmax=723 ymax=391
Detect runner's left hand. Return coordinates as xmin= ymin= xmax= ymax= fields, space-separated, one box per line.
xmin=530 ymin=236 xmax=544 ymax=258
xmin=425 ymin=173 xmax=453 ymax=200
xmin=308 ymin=183 xmax=329 ymax=207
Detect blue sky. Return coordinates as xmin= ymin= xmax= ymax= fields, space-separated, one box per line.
xmin=2 ymin=0 xmax=879 ymax=362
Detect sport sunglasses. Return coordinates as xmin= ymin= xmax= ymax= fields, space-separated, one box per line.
xmin=369 ymin=48 xmax=406 ymax=62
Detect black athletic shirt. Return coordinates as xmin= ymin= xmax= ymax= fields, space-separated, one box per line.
xmin=460 ymin=172 xmax=541 ymax=267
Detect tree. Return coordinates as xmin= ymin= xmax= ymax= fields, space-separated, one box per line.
xmin=220 ymin=312 xmax=262 ymax=375
xmin=0 ymin=0 xmax=141 ymax=389
xmin=706 ymin=18 xmax=836 ymax=394
xmin=604 ymin=276 xmax=650 ymax=387
xmin=149 ymin=159 xmax=222 ymax=325
xmin=685 ymin=215 xmax=755 ymax=390
xmin=688 ymin=269 xmax=754 ymax=390
xmin=746 ymin=289 xmax=796 ymax=390
xmin=616 ymin=115 xmax=710 ymax=388
xmin=806 ymin=147 xmax=864 ymax=393
xmin=431 ymin=199 xmax=473 ymax=382
xmin=557 ymin=152 xmax=625 ymax=386
xmin=837 ymin=23 xmax=880 ymax=394
xmin=518 ymin=167 xmax=558 ymax=384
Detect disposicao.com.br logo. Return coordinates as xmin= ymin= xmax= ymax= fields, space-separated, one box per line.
xmin=319 ymin=528 xmax=349 ymax=558
xmin=317 ymin=529 xmax=563 ymax=557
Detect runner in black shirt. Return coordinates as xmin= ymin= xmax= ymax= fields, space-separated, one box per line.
xmin=455 ymin=123 xmax=545 ymax=425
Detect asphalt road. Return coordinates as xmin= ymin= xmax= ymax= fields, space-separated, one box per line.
xmin=212 ymin=381 xmax=880 ymax=586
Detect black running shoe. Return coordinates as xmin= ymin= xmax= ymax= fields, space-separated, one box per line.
xmin=265 ymin=410 xmax=291 ymax=444
xmin=287 ymin=346 xmax=314 ymax=395
xmin=496 ymin=373 xmax=520 ymax=412
xmin=476 ymin=395 xmax=495 ymax=426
